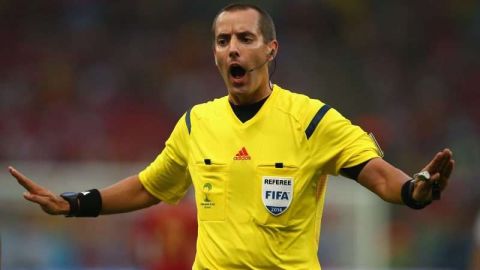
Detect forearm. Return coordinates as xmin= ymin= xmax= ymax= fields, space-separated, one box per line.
xmin=100 ymin=175 xmax=160 ymax=215
xmin=357 ymin=158 xmax=410 ymax=204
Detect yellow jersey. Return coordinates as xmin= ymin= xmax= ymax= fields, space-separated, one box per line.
xmin=139 ymin=84 xmax=380 ymax=269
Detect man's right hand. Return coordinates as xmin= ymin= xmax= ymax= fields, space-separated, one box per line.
xmin=8 ymin=166 xmax=70 ymax=215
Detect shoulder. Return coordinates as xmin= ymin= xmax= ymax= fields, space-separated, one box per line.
xmin=188 ymin=96 xmax=228 ymax=119
xmin=272 ymin=85 xmax=326 ymax=127
xmin=183 ymin=96 xmax=228 ymax=134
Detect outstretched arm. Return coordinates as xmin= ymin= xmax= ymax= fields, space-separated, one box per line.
xmin=100 ymin=174 xmax=160 ymax=215
xmin=357 ymin=149 xmax=454 ymax=205
xmin=8 ymin=166 xmax=160 ymax=216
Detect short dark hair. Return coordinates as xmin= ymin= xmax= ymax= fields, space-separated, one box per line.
xmin=211 ymin=3 xmax=276 ymax=44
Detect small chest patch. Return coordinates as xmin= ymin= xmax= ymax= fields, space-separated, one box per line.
xmin=262 ymin=176 xmax=293 ymax=216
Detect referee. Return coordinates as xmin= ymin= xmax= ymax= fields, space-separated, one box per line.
xmin=9 ymin=4 xmax=454 ymax=269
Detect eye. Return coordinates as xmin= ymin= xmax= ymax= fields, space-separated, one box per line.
xmin=240 ymin=35 xmax=254 ymax=43
xmin=243 ymin=37 xmax=253 ymax=43
xmin=217 ymin=37 xmax=228 ymax=47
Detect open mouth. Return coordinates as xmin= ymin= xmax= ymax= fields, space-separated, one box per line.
xmin=229 ymin=64 xmax=247 ymax=79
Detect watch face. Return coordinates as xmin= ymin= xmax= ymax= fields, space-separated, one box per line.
xmin=414 ymin=171 xmax=431 ymax=181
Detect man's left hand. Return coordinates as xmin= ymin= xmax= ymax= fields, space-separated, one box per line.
xmin=412 ymin=148 xmax=455 ymax=203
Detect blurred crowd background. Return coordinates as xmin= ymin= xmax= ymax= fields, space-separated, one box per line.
xmin=1 ymin=0 xmax=479 ymax=269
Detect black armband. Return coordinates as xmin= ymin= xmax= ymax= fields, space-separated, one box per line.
xmin=60 ymin=189 xmax=102 ymax=217
xmin=340 ymin=160 xmax=372 ymax=181
xmin=401 ymin=179 xmax=431 ymax=210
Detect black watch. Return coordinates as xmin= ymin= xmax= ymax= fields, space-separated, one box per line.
xmin=60 ymin=192 xmax=79 ymax=217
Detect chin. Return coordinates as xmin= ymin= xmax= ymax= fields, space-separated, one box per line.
xmin=229 ymin=84 xmax=253 ymax=95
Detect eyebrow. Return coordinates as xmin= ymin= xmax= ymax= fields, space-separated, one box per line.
xmin=216 ymin=30 xmax=256 ymax=38
xmin=216 ymin=33 xmax=229 ymax=39
xmin=237 ymin=31 xmax=255 ymax=37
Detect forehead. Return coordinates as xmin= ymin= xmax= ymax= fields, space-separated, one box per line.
xmin=214 ymin=9 xmax=261 ymax=35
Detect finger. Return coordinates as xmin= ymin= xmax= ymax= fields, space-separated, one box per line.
xmin=424 ymin=151 xmax=444 ymax=174
xmin=439 ymin=160 xmax=455 ymax=184
xmin=23 ymin=192 xmax=65 ymax=215
xmin=445 ymin=159 xmax=455 ymax=178
xmin=23 ymin=192 xmax=51 ymax=206
xmin=429 ymin=172 xmax=441 ymax=182
xmin=426 ymin=149 xmax=452 ymax=174
xmin=429 ymin=160 xmax=454 ymax=193
xmin=442 ymin=148 xmax=453 ymax=159
xmin=437 ymin=148 xmax=453 ymax=170
xmin=437 ymin=153 xmax=451 ymax=175
xmin=8 ymin=166 xmax=46 ymax=194
xmin=412 ymin=180 xmax=432 ymax=201
xmin=416 ymin=179 xmax=432 ymax=191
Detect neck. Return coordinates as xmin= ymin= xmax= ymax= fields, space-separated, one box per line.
xmin=228 ymin=81 xmax=272 ymax=105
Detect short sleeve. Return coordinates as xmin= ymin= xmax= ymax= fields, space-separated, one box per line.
xmin=308 ymin=107 xmax=381 ymax=176
xmin=139 ymin=113 xmax=191 ymax=204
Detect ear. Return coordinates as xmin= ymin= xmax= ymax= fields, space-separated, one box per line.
xmin=213 ymin=48 xmax=219 ymax=66
xmin=267 ymin=40 xmax=279 ymax=61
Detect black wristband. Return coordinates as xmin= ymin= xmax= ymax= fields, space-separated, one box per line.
xmin=401 ymin=179 xmax=431 ymax=210
xmin=77 ymin=189 xmax=102 ymax=217
xmin=60 ymin=192 xmax=80 ymax=217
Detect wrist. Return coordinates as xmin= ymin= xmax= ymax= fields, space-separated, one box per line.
xmin=411 ymin=180 xmax=433 ymax=203
xmin=59 ymin=198 xmax=72 ymax=215
xmin=412 ymin=170 xmax=441 ymax=201
xmin=59 ymin=189 xmax=102 ymax=217
xmin=401 ymin=179 xmax=431 ymax=209
xmin=60 ymin=192 xmax=80 ymax=217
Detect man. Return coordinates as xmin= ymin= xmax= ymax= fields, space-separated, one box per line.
xmin=9 ymin=4 xmax=454 ymax=269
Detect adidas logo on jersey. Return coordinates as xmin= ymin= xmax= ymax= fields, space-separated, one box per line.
xmin=233 ymin=147 xmax=251 ymax=160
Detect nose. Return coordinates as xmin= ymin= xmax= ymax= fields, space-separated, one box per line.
xmin=228 ymin=38 xmax=240 ymax=59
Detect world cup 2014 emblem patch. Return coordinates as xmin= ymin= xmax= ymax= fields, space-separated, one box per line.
xmin=262 ymin=176 xmax=293 ymax=216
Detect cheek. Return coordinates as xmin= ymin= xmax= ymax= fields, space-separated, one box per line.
xmin=216 ymin=58 xmax=229 ymax=73
xmin=214 ymin=53 xmax=226 ymax=67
